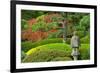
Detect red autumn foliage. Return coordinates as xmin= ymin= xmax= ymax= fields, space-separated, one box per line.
xmin=22 ymin=29 xmax=48 ymax=42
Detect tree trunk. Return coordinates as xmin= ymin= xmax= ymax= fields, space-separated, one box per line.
xmin=62 ymin=20 xmax=67 ymax=43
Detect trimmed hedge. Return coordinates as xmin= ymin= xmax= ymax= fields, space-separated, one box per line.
xmin=26 ymin=43 xmax=71 ymax=55
xmin=21 ymin=38 xmax=63 ymax=52
xmin=23 ymin=49 xmax=71 ymax=62
xmin=22 ymin=43 xmax=72 ymax=62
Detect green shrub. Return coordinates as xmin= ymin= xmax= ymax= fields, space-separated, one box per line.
xmin=21 ymin=51 xmax=26 ymax=60
xmin=32 ymin=21 xmax=47 ymax=32
xmin=21 ymin=38 xmax=63 ymax=52
xmin=23 ymin=48 xmax=71 ymax=62
xmin=21 ymin=19 xmax=28 ymax=30
xmin=22 ymin=38 xmax=72 ymax=52
xmin=80 ymin=15 xmax=90 ymax=31
xmin=81 ymin=35 xmax=90 ymax=44
xmin=22 ymin=43 xmax=72 ymax=62
xmin=26 ymin=43 xmax=72 ymax=55
xmin=21 ymin=41 xmax=34 ymax=52
xmin=79 ymin=44 xmax=90 ymax=60
xmin=77 ymin=31 xmax=85 ymax=38
xmin=66 ymin=38 xmax=71 ymax=44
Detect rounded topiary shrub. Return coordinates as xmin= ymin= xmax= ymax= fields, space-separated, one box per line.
xmin=22 ymin=43 xmax=72 ymax=62
xmin=21 ymin=38 xmax=63 ymax=52
xmin=26 ymin=43 xmax=72 ymax=55
xmin=23 ymin=48 xmax=71 ymax=62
